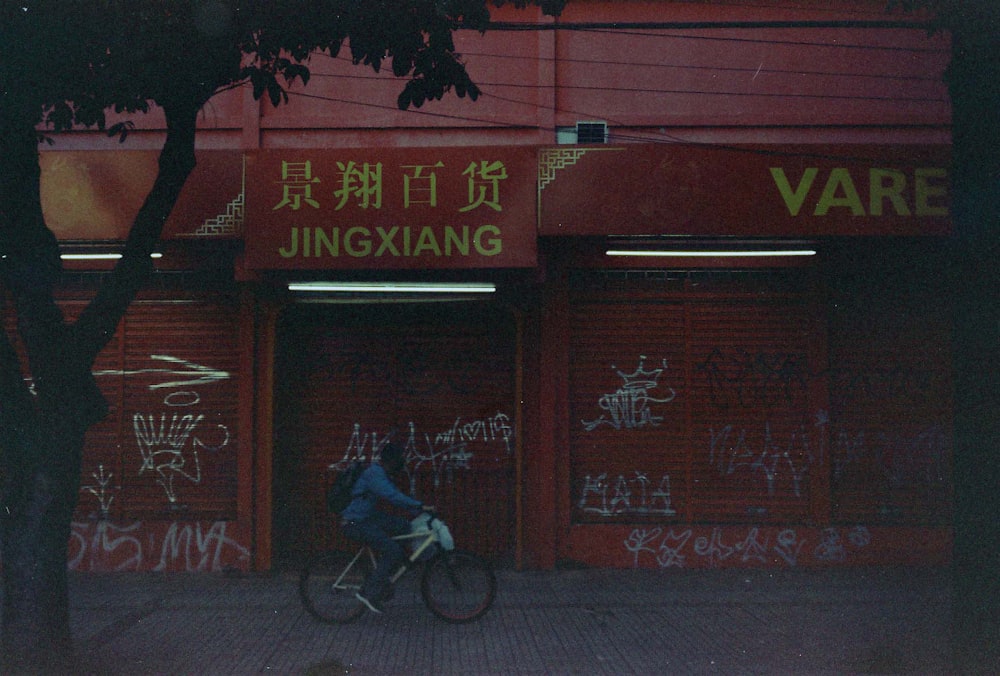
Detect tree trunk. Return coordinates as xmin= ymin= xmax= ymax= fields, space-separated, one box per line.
xmin=1 ymin=415 xmax=86 ymax=673
xmin=0 ymin=98 xmax=201 ymax=672
xmin=0 ymin=118 xmax=88 ymax=672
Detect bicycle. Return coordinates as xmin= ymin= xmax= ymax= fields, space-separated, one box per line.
xmin=299 ymin=514 xmax=497 ymax=624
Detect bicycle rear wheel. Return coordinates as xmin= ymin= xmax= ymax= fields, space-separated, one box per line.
xmin=299 ymin=550 xmax=372 ymax=624
xmin=420 ymin=550 xmax=497 ymax=623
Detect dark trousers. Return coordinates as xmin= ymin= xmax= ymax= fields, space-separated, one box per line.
xmin=342 ymin=511 xmax=410 ymax=600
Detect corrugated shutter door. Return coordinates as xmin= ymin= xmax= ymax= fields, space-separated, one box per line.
xmin=4 ymin=292 xmax=242 ymax=522
xmin=274 ymin=310 xmax=398 ymax=556
xmin=569 ymin=270 xmax=823 ymax=525
xmin=570 ymin=300 xmax=688 ymax=521
xmin=394 ymin=319 xmax=517 ymax=557
xmin=116 ymin=300 xmax=241 ymax=518
xmin=828 ymin=281 xmax=952 ymax=525
xmin=275 ymin=303 xmax=517 ymax=563
xmin=688 ymin=301 xmax=817 ymax=522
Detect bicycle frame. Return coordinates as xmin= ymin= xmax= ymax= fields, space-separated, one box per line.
xmin=300 ymin=515 xmax=496 ymax=624
xmin=350 ymin=524 xmax=440 ymax=586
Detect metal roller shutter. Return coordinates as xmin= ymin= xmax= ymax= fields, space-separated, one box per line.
xmin=115 ymin=300 xmax=241 ymax=519
xmin=827 ymin=271 xmax=952 ymax=526
xmin=569 ymin=270 xmax=824 ymax=525
xmin=274 ymin=303 xmax=517 ymax=563
xmin=3 ymin=292 xmax=242 ymax=522
xmin=687 ymin=300 xmax=820 ymax=523
xmin=570 ymin=298 xmax=688 ymax=522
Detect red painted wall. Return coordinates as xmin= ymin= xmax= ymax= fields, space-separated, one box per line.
xmin=551 ymin=2 xmax=949 ymax=134
xmin=563 ymin=524 xmax=951 ymax=569
xmin=44 ymin=1 xmax=950 ymax=152
xmin=41 ymin=1 xmax=952 ymax=572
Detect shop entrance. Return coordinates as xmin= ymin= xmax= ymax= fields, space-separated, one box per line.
xmin=272 ymin=302 xmax=518 ymax=567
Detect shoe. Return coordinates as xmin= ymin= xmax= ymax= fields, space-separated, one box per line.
xmin=355 ymin=592 xmax=383 ymax=614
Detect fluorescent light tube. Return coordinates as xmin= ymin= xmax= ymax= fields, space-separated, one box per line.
xmin=605 ymin=249 xmax=816 ymax=257
xmin=61 ymin=252 xmax=163 ymax=260
xmin=287 ymin=281 xmax=496 ymax=293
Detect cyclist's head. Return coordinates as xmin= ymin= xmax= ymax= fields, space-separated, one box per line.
xmin=380 ymin=443 xmax=406 ymax=472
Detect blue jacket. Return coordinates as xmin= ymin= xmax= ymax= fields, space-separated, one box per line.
xmin=340 ymin=463 xmax=422 ymax=522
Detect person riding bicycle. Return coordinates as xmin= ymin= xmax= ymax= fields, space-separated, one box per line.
xmin=340 ymin=443 xmax=433 ymax=613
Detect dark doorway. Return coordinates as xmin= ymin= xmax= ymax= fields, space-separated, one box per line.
xmin=272 ymin=302 xmax=518 ymax=568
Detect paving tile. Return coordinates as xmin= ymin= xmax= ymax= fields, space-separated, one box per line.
xmin=62 ymin=567 xmax=953 ymax=675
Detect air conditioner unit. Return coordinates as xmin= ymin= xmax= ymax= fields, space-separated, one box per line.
xmin=575 ymin=121 xmax=608 ymax=144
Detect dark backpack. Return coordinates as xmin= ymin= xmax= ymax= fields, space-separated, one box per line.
xmin=325 ymin=461 xmax=366 ymax=514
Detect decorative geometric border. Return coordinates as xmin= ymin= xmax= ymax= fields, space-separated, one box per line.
xmin=190 ymin=193 xmax=244 ymax=236
xmin=184 ymin=155 xmax=246 ymax=237
xmin=538 ymin=147 xmax=624 ymax=191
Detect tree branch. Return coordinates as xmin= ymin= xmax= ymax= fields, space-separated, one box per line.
xmin=73 ymin=98 xmax=200 ymax=365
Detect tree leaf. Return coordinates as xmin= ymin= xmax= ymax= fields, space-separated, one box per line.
xmin=106 ymin=121 xmax=135 ymax=143
xmin=266 ymin=78 xmax=286 ymax=106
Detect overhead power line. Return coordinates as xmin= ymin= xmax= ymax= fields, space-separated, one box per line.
xmin=478 ymin=20 xmax=947 ymax=54
xmin=310 ymin=71 xmax=947 ymax=105
xmin=574 ymin=27 xmax=946 ymax=53
xmin=483 ymin=20 xmax=936 ymax=32
xmin=262 ymin=17 xmax=950 ymax=148
xmin=452 ymin=51 xmax=945 ymax=83
xmin=313 ymin=49 xmax=944 ymax=84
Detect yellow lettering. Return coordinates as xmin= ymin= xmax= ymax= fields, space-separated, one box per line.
xmin=444 ymin=226 xmax=470 ymax=256
xmin=275 ymin=224 xmax=505 ymax=260
xmin=815 ymin=168 xmax=864 ymax=216
xmin=345 ymin=227 xmax=372 ymax=257
xmin=314 ymin=227 xmax=339 ymax=257
xmin=375 ymin=227 xmax=400 ymax=256
xmin=413 ymin=227 xmax=442 ymax=256
xmin=474 ymin=225 xmax=502 ymax=256
xmin=279 ymin=227 xmax=299 ymax=258
xmin=869 ymin=169 xmax=910 ymax=216
xmin=770 ymin=167 xmax=818 ymax=216
xmin=914 ymin=168 xmax=948 ymax=217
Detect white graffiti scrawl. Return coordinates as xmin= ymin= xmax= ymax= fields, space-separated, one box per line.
xmin=330 ymin=413 xmax=514 ymax=490
xmin=69 ymin=520 xmax=250 ymax=572
xmin=578 ymin=471 xmax=676 ymax=517
xmin=95 ymin=353 xmax=230 ymax=391
xmin=89 ymin=354 xmax=233 ymax=507
xmin=582 ymin=356 xmax=677 ymax=431
xmin=135 ymin=413 xmax=210 ymax=503
xmin=624 ymin=525 xmax=873 ymax=568
xmin=80 ymin=464 xmax=116 ymax=515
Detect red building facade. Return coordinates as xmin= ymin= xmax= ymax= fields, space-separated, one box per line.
xmin=41 ymin=1 xmax=952 ymax=572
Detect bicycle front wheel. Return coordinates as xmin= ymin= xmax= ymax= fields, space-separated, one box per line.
xmin=420 ymin=550 xmax=497 ymax=623
xmin=299 ymin=550 xmax=372 ymax=624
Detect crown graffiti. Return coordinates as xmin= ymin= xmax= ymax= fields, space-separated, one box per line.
xmin=613 ymin=356 xmax=668 ymax=390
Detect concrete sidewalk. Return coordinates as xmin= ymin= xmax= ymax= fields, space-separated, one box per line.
xmin=68 ymin=566 xmax=951 ymax=674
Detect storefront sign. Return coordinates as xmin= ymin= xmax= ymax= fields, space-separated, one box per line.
xmin=41 ymin=150 xmax=245 ymax=241
xmin=244 ymin=147 xmax=537 ymax=270
xmin=538 ymin=144 xmax=951 ymax=237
